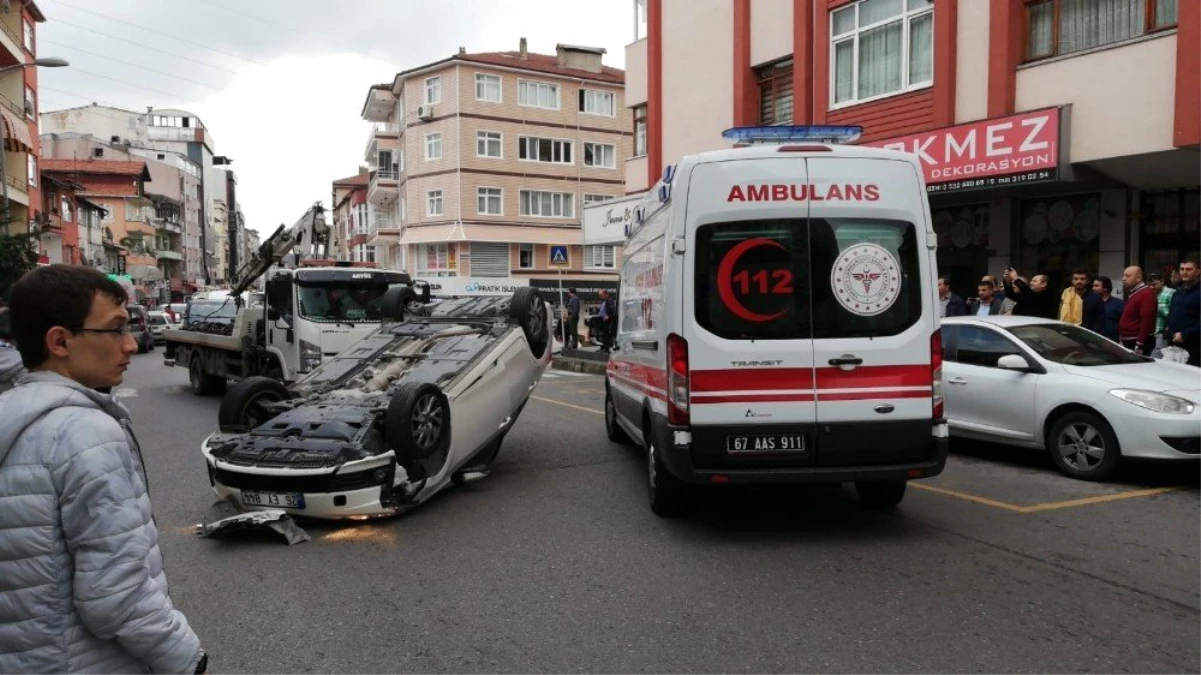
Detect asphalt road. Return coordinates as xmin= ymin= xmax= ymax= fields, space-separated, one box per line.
xmin=121 ymin=351 xmax=1199 ymax=674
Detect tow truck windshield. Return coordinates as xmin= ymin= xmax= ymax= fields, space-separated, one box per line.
xmin=297 ymin=281 xmax=390 ymax=322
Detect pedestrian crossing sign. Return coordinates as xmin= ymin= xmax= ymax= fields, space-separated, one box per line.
xmin=550 ymin=245 xmax=569 ymax=266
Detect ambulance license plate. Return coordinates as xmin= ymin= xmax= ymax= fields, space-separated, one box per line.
xmin=726 ymin=434 xmax=806 ymax=454
xmin=241 ymin=491 xmax=306 ymax=509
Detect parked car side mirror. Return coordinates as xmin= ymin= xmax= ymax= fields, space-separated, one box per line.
xmin=996 ymin=354 xmax=1032 ymax=371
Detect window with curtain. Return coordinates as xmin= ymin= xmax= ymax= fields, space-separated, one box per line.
xmin=1026 ymin=0 xmax=1178 ymax=61
xmin=831 ymin=0 xmax=933 ymax=107
xmin=633 ymin=105 xmax=647 ymax=156
xmin=756 ymin=58 xmax=793 ymax=125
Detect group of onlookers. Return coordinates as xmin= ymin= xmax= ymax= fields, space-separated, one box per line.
xmin=938 ymin=256 xmax=1200 ymax=367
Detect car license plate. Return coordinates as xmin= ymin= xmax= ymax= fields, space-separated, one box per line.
xmin=726 ymin=434 xmax=806 ymax=454
xmin=241 ymin=491 xmax=305 ymax=509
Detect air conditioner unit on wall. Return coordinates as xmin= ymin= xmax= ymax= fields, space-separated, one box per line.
xmin=416 ymin=105 xmax=433 ymax=121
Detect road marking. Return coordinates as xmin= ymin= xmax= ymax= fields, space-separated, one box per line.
xmin=911 ymin=482 xmax=1187 ymax=514
xmin=530 ymin=395 xmax=603 ymax=416
xmin=115 ymin=387 xmax=138 ymax=398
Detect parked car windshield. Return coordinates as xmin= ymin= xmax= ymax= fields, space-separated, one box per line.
xmin=1008 ymin=323 xmax=1150 ymax=366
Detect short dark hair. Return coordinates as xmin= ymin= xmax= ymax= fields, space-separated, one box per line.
xmin=1071 ymin=268 xmax=1090 ymax=277
xmin=1095 ymin=275 xmax=1113 ymax=293
xmin=9 ymin=264 xmax=128 ymax=368
xmin=1182 ymin=256 xmax=1200 ymax=268
xmin=1148 ymin=272 xmax=1164 ymax=283
xmin=938 ymin=275 xmax=951 ymax=285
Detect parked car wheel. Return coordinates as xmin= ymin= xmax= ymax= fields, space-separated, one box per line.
xmin=647 ymin=424 xmax=690 ymax=518
xmin=1047 ymin=411 xmax=1120 ymax=481
xmin=189 ymin=355 xmax=225 ymax=397
xmin=219 ymin=376 xmax=292 ymax=433
xmin=855 ymin=480 xmax=907 ymax=509
xmin=386 ymin=382 xmax=451 ymax=463
xmin=605 ymin=388 xmax=631 ymax=445
xmin=509 ymin=287 xmax=549 ymax=357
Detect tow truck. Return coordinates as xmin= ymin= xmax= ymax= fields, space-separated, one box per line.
xmin=162 ymin=202 xmax=428 ymax=395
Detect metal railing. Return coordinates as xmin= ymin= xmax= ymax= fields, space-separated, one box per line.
xmin=0 ymin=20 xmax=21 ymax=55
xmin=0 ymin=90 xmax=24 ymax=119
xmin=373 ymin=168 xmax=400 ymax=181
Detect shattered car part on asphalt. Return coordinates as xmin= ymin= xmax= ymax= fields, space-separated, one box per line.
xmin=196 ymin=497 xmax=311 ymax=545
xmin=199 ymin=287 xmax=553 ymax=521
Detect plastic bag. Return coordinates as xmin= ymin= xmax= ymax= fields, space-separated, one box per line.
xmin=1159 ymin=345 xmax=1189 ymax=364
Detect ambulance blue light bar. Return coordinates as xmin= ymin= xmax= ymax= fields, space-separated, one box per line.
xmin=721 ymin=125 xmax=863 ymax=145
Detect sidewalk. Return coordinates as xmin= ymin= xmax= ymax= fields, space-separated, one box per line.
xmin=551 ymin=340 xmax=610 ymax=375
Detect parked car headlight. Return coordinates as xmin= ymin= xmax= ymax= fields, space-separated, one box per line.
xmin=1108 ymin=389 xmax=1195 ymax=414
xmin=300 ymin=339 xmax=322 ymax=372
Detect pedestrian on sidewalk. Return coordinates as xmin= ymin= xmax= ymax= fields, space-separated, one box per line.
xmin=0 ymin=301 xmax=23 ymax=394
xmin=1149 ymin=272 xmax=1174 ymax=358
xmin=565 ymin=288 xmax=581 ymax=350
xmin=0 ymin=264 xmax=207 ymax=675
xmin=982 ymin=275 xmax=1015 ymax=315
xmin=967 ymin=281 xmax=1004 ymax=316
xmin=1165 ymin=256 xmax=1200 ymax=367
xmin=1118 ymin=266 xmax=1157 ymax=356
xmin=1003 ymin=268 xmax=1058 ymax=319
xmin=1092 ymin=276 xmax=1124 ymax=342
xmin=938 ymin=276 xmax=967 ymax=317
xmin=1059 ymin=268 xmax=1099 ymax=327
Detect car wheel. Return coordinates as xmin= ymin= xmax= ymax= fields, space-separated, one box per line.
xmin=1047 ymin=412 xmax=1120 ymax=481
xmin=189 ymin=355 xmax=225 ymax=396
xmin=386 ymin=382 xmax=451 ymax=462
xmin=509 ymin=287 xmax=550 ymax=357
xmin=605 ymin=388 xmax=630 ymax=445
xmin=855 ymin=480 xmax=907 ymax=509
xmin=647 ymin=425 xmax=690 ymax=518
xmin=218 ymin=376 xmax=291 ymax=433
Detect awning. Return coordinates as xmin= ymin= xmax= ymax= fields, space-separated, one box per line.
xmin=398 ymin=223 xmax=583 ymax=245
xmin=1 ymin=108 xmax=32 ymax=153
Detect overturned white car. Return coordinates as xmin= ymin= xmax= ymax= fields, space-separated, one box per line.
xmin=200 ymin=285 xmax=553 ymax=520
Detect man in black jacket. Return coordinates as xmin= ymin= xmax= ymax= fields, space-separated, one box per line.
xmin=938 ymin=276 xmax=967 ymax=317
xmin=967 ymin=281 xmax=1005 ymax=316
xmin=1003 ymin=269 xmax=1058 ymax=319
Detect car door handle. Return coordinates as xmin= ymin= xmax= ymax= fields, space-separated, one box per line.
xmin=828 ymin=356 xmax=863 ymax=366
xmin=948 ymin=377 xmax=967 ymax=385
xmin=632 ymin=339 xmax=658 ymax=351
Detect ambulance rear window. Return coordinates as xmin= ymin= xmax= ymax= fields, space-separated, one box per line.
xmin=693 ymin=218 xmax=921 ymax=340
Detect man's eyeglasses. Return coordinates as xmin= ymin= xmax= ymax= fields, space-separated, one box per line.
xmin=69 ymin=326 xmax=134 ymax=338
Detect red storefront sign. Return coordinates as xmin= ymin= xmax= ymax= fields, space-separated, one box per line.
xmin=865 ymin=107 xmax=1065 ymax=194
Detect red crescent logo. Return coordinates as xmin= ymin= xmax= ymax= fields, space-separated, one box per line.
xmin=716 ymin=237 xmax=788 ymax=323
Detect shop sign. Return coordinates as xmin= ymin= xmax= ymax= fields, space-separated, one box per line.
xmin=419 ymin=276 xmax=529 ymax=297
xmin=865 ymin=106 xmax=1067 ymax=194
xmin=528 ymin=278 xmax=618 ymax=302
xmin=582 ymin=193 xmax=642 ymax=245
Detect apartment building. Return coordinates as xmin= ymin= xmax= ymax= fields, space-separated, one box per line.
xmin=41 ymin=104 xmax=243 ymax=286
xmin=359 ymin=39 xmax=631 ymax=298
xmin=0 ymin=1 xmax=44 ymax=240
xmin=628 ymin=0 xmax=1199 ymax=299
xmin=330 ymin=170 xmax=371 ymax=263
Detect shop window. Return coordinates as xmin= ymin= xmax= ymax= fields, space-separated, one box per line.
xmin=756 ymin=58 xmax=793 ymax=125
xmin=1017 ymin=193 xmax=1102 ymax=292
xmin=831 ymin=0 xmax=933 ymax=107
xmin=933 ymin=203 xmax=991 ymax=301
xmin=1139 ymin=188 xmax=1200 ymax=281
xmin=1026 ymin=0 xmax=1178 ymax=61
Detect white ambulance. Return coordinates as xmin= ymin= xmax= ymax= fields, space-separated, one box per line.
xmin=604 ymin=126 xmax=948 ymax=517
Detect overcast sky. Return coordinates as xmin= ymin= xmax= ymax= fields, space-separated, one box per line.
xmin=34 ymin=0 xmax=634 ymax=237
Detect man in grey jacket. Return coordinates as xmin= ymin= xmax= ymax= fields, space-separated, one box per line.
xmin=0 ymin=265 xmax=207 ymax=674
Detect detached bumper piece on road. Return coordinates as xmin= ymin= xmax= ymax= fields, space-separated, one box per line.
xmin=196 ymin=497 xmax=311 ymax=545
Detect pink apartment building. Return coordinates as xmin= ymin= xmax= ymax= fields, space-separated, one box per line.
xmin=359 ymin=39 xmax=632 ymax=300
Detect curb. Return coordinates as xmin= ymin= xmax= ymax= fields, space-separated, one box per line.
xmin=551 ymin=356 xmax=608 ymax=375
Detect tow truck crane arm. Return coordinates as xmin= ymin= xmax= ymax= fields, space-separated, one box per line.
xmin=228 ymin=201 xmax=329 ymax=299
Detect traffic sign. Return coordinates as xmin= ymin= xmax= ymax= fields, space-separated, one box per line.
xmin=549 ymin=245 xmax=569 ymax=267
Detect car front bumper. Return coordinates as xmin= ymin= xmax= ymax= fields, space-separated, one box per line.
xmin=1105 ymin=405 xmax=1201 ymax=461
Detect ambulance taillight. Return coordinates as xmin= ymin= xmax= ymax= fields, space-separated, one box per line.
xmin=667 ymin=333 xmax=690 ymax=426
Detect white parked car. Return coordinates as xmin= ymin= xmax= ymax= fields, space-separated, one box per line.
xmin=199 ymin=286 xmax=554 ymax=519
xmin=940 ymin=316 xmax=1200 ymax=480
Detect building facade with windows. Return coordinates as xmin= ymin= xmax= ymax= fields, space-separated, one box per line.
xmin=628 ymin=0 xmax=1198 ymax=299
xmin=359 ymin=39 xmax=631 ymax=299
xmin=0 ymin=1 xmax=45 ymax=243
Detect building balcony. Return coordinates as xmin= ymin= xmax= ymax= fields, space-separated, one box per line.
xmin=126 ymin=221 xmax=156 ymax=237
xmin=0 ymin=17 xmax=22 ymax=64
xmin=3 ymin=174 xmax=28 ymax=206
xmin=0 ymin=89 xmax=25 ymax=119
xmin=153 ymin=247 xmax=183 ymax=261
xmin=153 ymin=217 xmax=183 ymax=234
xmin=368 ymin=169 xmax=399 ymax=205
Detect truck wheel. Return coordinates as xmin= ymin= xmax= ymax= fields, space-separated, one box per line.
xmin=189 ymin=355 xmax=225 ymax=396
xmin=385 ymin=382 xmax=450 ymax=462
xmin=509 ymin=287 xmax=549 ymax=357
xmin=855 ymin=480 xmax=907 ymax=510
xmin=219 ymin=376 xmax=291 ymax=433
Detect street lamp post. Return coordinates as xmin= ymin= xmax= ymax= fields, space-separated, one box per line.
xmin=0 ymin=57 xmax=69 ymax=235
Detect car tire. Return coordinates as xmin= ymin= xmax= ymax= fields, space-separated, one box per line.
xmin=605 ymin=388 xmax=631 ymax=445
xmin=218 ymin=376 xmax=291 ymax=433
xmin=647 ymin=424 xmax=690 ymax=518
xmin=1047 ymin=411 xmax=1120 ymax=481
xmin=855 ymin=480 xmax=907 ymax=509
xmin=509 ymin=287 xmax=550 ymax=357
xmin=386 ymin=382 xmax=451 ymax=462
